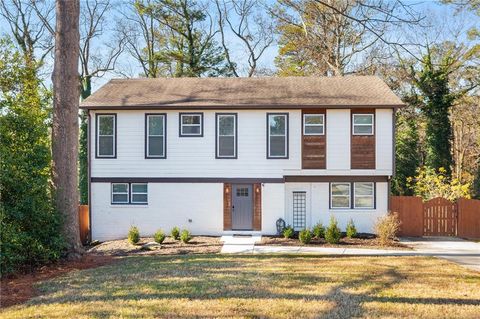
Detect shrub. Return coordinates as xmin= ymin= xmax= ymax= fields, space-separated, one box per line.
xmin=325 ymin=216 xmax=341 ymax=244
xmin=180 ymin=229 xmax=192 ymax=243
xmin=299 ymin=229 xmax=313 ymax=244
xmin=283 ymin=226 xmax=294 ymax=239
xmin=154 ymin=230 xmax=165 ymax=244
xmin=312 ymin=223 xmax=325 ymax=239
xmin=128 ymin=226 xmax=140 ymax=245
xmin=346 ymin=219 xmax=357 ymax=238
xmin=171 ymin=226 xmax=180 ymax=240
xmin=374 ymin=213 xmax=401 ymax=245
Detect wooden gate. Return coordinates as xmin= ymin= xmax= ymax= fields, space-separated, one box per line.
xmin=423 ymin=197 xmax=457 ymax=236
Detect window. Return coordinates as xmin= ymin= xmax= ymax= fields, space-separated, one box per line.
xmin=354 ymin=182 xmax=374 ymax=209
xmin=267 ymin=113 xmax=288 ymax=158
xmin=111 ymin=183 xmax=129 ymax=204
xmin=111 ymin=183 xmax=148 ymax=205
xmin=352 ymin=114 xmax=374 ymax=135
xmin=131 ymin=183 xmax=148 ymax=204
xmin=303 ymin=114 xmax=325 ymax=135
xmin=236 ymin=187 xmax=249 ymax=197
xmin=146 ymin=114 xmax=166 ymax=158
xmin=292 ymin=192 xmax=306 ymax=230
xmin=216 ymin=113 xmax=237 ymax=158
xmin=331 ymin=183 xmax=351 ymax=209
xmin=96 ymin=114 xmax=116 ymax=158
xmin=180 ymin=113 xmax=203 ymax=137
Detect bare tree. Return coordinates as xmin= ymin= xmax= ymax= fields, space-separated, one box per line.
xmin=215 ymin=0 xmax=274 ymax=77
xmin=52 ymin=0 xmax=83 ymax=258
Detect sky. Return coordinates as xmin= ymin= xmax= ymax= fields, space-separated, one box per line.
xmin=0 ymin=0 xmax=478 ymax=95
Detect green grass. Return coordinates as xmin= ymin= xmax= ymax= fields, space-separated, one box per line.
xmin=2 ymin=255 xmax=480 ymax=318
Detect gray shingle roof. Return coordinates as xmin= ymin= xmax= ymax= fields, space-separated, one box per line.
xmin=80 ymin=76 xmax=403 ymax=109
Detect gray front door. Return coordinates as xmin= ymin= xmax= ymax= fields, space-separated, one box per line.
xmin=232 ymin=184 xmax=253 ymax=230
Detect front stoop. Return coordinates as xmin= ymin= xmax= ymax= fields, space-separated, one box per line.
xmin=220 ymin=235 xmax=262 ymax=253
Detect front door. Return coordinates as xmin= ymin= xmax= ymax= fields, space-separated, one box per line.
xmin=232 ymin=184 xmax=253 ymax=230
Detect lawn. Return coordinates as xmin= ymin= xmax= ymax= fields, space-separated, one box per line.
xmin=1 ymin=255 xmax=479 ymax=318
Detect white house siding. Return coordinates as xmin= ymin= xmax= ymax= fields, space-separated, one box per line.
xmin=326 ymin=109 xmax=350 ymax=170
xmin=376 ymin=109 xmax=393 ymax=172
xmin=284 ymin=182 xmax=388 ymax=233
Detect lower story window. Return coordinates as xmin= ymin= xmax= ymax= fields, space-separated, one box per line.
xmin=112 ymin=183 xmax=148 ymax=205
xmin=330 ymin=182 xmax=375 ymax=209
xmin=354 ymin=182 xmax=374 ymax=209
xmin=331 ymin=183 xmax=350 ymax=209
xmin=292 ymin=191 xmax=306 ymax=230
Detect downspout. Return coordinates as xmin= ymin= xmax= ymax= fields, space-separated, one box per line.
xmin=87 ymin=110 xmax=92 ymax=243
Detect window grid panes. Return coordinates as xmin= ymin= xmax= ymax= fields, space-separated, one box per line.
xmin=131 ymin=183 xmax=148 ymax=204
xmin=147 ymin=115 xmax=165 ymax=158
xmin=303 ymin=114 xmax=325 ymax=135
xmin=331 ymin=183 xmax=351 ymax=209
xmin=293 ymin=192 xmax=306 ymax=230
xmin=217 ymin=114 xmax=236 ymax=158
xmin=236 ymin=187 xmax=249 ymax=197
xmin=268 ymin=114 xmax=288 ymax=158
xmin=180 ymin=114 xmax=202 ymax=136
xmin=97 ymin=115 xmax=115 ymax=157
xmin=354 ymin=182 xmax=374 ymax=209
xmin=112 ymin=183 xmax=129 ymax=204
xmin=353 ymin=114 xmax=374 ymax=135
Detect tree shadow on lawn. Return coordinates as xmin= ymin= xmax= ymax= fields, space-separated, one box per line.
xmin=28 ymin=255 xmax=480 ymax=318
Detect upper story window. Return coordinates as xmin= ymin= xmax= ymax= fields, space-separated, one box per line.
xmin=330 ymin=182 xmax=351 ymax=209
xmin=352 ymin=114 xmax=374 ymax=135
xmin=354 ymin=182 xmax=374 ymax=209
xmin=146 ymin=114 xmax=166 ymax=158
xmin=180 ymin=113 xmax=203 ymax=137
xmin=303 ymin=114 xmax=325 ymax=135
xmin=267 ymin=113 xmax=288 ymax=158
xmin=216 ymin=113 xmax=237 ymax=158
xmin=96 ymin=114 xmax=116 ymax=158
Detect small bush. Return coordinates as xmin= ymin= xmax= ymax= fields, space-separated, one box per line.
xmin=154 ymin=230 xmax=166 ymax=244
xmin=312 ymin=223 xmax=325 ymax=239
xmin=299 ymin=229 xmax=313 ymax=244
xmin=346 ymin=219 xmax=357 ymax=238
xmin=374 ymin=213 xmax=401 ymax=245
xmin=325 ymin=216 xmax=341 ymax=244
xmin=283 ymin=226 xmax=294 ymax=239
xmin=180 ymin=229 xmax=192 ymax=243
xmin=128 ymin=226 xmax=140 ymax=245
xmin=171 ymin=226 xmax=180 ymax=240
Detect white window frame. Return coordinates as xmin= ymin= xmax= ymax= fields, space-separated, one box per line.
xmin=303 ymin=114 xmax=325 ymax=136
xmin=267 ymin=113 xmax=288 ymax=159
xmin=96 ymin=114 xmax=116 ymax=158
xmin=352 ymin=114 xmax=374 ymax=135
xmin=330 ymin=182 xmax=351 ymax=209
xmin=111 ymin=183 xmax=129 ymax=204
xmin=146 ymin=114 xmax=166 ymax=158
xmin=353 ymin=182 xmax=375 ymax=209
xmin=216 ymin=113 xmax=237 ymax=158
xmin=180 ymin=113 xmax=203 ymax=137
xmin=130 ymin=183 xmax=148 ymax=204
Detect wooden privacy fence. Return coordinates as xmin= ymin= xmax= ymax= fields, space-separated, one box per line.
xmin=78 ymin=205 xmax=90 ymax=245
xmin=391 ymin=196 xmax=480 ymax=238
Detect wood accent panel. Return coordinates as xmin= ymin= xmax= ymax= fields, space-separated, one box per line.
xmin=223 ymin=183 xmax=232 ymax=230
xmin=351 ymin=108 xmax=375 ymax=169
xmin=253 ymin=183 xmax=262 ymax=231
xmin=302 ymin=109 xmax=326 ymax=169
xmin=457 ymin=198 xmax=480 ymax=239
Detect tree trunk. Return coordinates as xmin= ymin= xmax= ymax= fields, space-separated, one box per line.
xmin=52 ymin=0 xmax=83 ymax=259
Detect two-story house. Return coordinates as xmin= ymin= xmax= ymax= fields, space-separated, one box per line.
xmin=81 ymin=76 xmax=403 ymax=241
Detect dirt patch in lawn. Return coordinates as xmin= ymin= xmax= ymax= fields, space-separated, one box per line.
xmin=0 ymin=254 xmax=115 ymax=308
xmin=259 ymin=234 xmax=410 ymax=250
xmin=87 ymin=236 xmax=222 ymax=256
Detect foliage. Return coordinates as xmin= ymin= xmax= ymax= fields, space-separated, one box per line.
xmin=128 ymin=226 xmax=140 ymax=244
xmin=154 ymin=230 xmax=166 ymax=244
xmin=283 ymin=226 xmax=294 ymax=239
xmin=325 ymin=216 xmax=341 ymax=244
xmin=408 ymin=166 xmax=471 ymax=201
xmin=374 ymin=213 xmax=401 ymax=246
xmin=298 ymin=229 xmax=312 ymax=244
xmin=171 ymin=226 xmax=180 ymax=240
xmin=180 ymin=229 xmax=192 ymax=243
xmin=312 ymin=223 xmax=325 ymax=239
xmin=346 ymin=219 xmax=357 ymax=238
xmin=0 ymin=38 xmax=64 ymax=275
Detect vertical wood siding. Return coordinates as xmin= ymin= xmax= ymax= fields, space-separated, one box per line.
xmin=253 ymin=183 xmax=262 ymax=230
xmin=302 ymin=109 xmax=326 ymax=169
xmin=351 ymin=108 xmax=376 ymax=169
xmin=223 ymin=183 xmax=232 ymax=230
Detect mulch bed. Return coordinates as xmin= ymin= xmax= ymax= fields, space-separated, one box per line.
xmin=87 ymin=236 xmax=222 ymax=256
xmin=258 ymin=234 xmax=410 ymax=250
xmin=0 ymin=254 xmax=115 ymax=308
